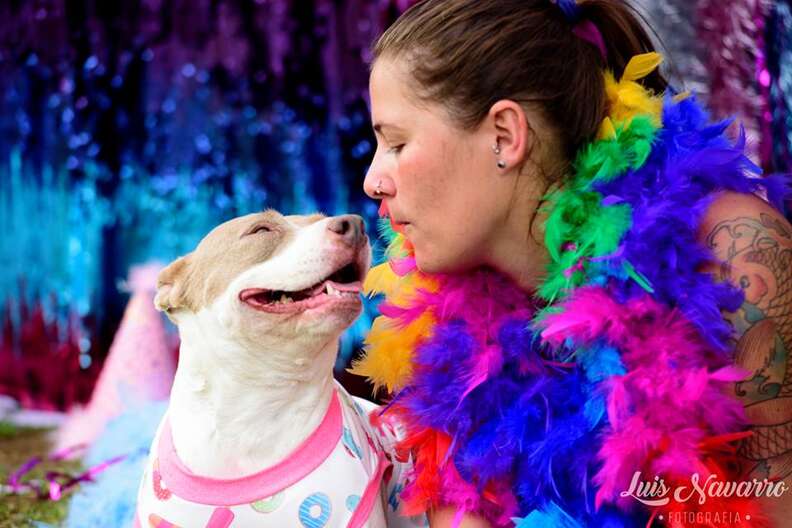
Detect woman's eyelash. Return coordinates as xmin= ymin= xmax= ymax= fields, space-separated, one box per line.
xmin=388 ymin=144 xmax=405 ymax=154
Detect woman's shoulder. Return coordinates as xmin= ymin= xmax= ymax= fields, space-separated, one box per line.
xmin=695 ymin=189 xmax=792 ymax=528
xmin=697 ymin=188 xmax=789 ymax=245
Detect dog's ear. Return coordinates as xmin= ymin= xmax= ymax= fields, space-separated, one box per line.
xmin=154 ymin=255 xmax=192 ymax=317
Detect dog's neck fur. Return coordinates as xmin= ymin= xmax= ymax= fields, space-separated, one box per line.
xmin=167 ymin=307 xmax=339 ymax=479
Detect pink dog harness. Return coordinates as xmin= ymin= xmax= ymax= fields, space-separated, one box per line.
xmin=135 ymin=382 xmax=427 ymax=528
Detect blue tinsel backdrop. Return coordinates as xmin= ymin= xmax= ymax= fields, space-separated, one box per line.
xmin=0 ymin=0 xmax=791 ymax=410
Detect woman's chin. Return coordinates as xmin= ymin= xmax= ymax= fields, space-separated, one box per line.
xmin=416 ymin=249 xmax=487 ymax=276
xmin=413 ymin=252 xmax=436 ymax=274
xmin=414 ymin=252 xmax=451 ymax=275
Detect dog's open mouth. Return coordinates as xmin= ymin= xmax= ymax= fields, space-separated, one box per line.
xmin=239 ymin=261 xmax=363 ymax=313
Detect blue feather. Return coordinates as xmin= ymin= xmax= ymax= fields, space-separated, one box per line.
xmin=65 ymin=402 xmax=166 ymax=528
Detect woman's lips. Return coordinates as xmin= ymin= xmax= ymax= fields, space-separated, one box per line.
xmin=378 ymin=201 xmax=410 ymax=231
xmin=390 ymin=218 xmax=409 ymax=234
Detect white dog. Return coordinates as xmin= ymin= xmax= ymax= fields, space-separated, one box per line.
xmin=134 ymin=210 xmax=426 ymax=528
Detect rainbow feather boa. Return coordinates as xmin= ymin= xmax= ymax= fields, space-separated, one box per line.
xmin=351 ymin=53 xmax=789 ymax=527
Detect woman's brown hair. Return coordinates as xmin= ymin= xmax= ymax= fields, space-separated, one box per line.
xmin=372 ymin=0 xmax=668 ymax=164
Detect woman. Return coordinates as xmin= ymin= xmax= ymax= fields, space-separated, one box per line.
xmin=354 ymin=0 xmax=792 ymax=527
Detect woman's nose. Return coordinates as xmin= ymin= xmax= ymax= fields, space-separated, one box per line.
xmin=363 ymin=163 xmax=395 ymax=199
xmin=362 ymin=167 xmax=380 ymax=199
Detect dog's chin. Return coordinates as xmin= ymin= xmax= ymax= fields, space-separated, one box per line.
xmin=229 ymin=292 xmax=363 ymax=344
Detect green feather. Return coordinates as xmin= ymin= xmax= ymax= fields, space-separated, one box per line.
xmin=578 ymin=203 xmax=633 ymax=257
xmin=376 ymin=216 xmax=397 ymax=244
xmin=539 ymin=106 xmax=661 ymax=311
xmin=622 ymin=260 xmax=655 ymax=293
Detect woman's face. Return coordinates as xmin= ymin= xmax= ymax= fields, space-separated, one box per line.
xmin=363 ymin=57 xmax=528 ymax=275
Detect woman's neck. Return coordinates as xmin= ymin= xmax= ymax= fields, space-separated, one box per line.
xmin=488 ymin=232 xmax=549 ymax=294
xmin=486 ymin=183 xmax=553 ymax=294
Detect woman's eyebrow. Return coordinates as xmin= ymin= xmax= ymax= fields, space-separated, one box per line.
xmin=373 ymin=122 xmax=404 ymax=134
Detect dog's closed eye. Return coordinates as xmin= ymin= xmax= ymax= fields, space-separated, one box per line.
xmin=243 ymin=224 xmax=276 ymax=237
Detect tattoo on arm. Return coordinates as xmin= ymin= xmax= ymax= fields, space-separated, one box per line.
xmin=706 ymin=212 xmax=792 ymax=482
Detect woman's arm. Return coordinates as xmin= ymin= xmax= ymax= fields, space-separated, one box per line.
xmin=697 ymin=189 xmax=792 ymax=523
xmin=428 ymin=507 xmax=493 ymax=528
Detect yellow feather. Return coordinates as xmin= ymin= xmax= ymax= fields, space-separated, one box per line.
xmin=385 ymin=233 xmax=409 ymax=259
xmin=602 ymin=54 xmax=664 ymax=129
xmin=348 ymin=310 xmax=436 ymax=394
xmin=622 ymin=52 xmax=663 ymax=82
xmin=597 ymin=117 xmax=617 ymax=141
xmin=411 ymin=272 xmax=441 ymax=294
xmin=363 ymin=262 xmax=400 ymax=298
xmin=611 ymin=84 xmax=663 ymax=126
xmin=351 ymin=267 xmax=441 ymax=395
xmin=362 ymin=254 xmax=440 ymax=300
xmin=603 ymin=71 xmax=619 ymax=102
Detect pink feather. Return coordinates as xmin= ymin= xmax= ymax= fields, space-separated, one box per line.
xmin=540 ymin=287 xmax=750 ymax=508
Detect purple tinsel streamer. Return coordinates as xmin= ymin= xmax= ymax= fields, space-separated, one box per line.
xmin=4 ymin=443 xmax=132 ymax=501
xmin=696 ymin=0 xmax=772 ymax=168
xmin=754 ymin=0 xmax=774 ymax=171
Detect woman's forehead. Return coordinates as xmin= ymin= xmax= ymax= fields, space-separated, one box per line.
xmin=370 ymin=59 xmax=444 ymax=130
xmin=370 ymin=59 xmax=409 ymax=109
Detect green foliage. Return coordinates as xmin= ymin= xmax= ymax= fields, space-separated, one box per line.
xmin=0 ymin=424 xmax=82 ymax=528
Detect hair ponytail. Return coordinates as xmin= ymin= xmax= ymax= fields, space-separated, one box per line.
xmin=577 ymin=0 xmax=668 ymax=94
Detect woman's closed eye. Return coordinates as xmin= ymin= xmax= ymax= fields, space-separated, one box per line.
xmin=388 ymin=144 xmax=405 ymax=155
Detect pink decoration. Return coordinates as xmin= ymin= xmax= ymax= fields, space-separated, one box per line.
xmin=5 ymin=444 xmax=128 ymax=501
xmin=573 ymin=20 xmax=607 ymax=61
xmin=0 ymin=293 xmax=97 ymax=412
xmin=388 ymin=255 xmax=417 ymax=277
xmin=53 ymin=262 xmax=176 ymax=456
xmin=205 ymin=508 xmax=235 ymax=528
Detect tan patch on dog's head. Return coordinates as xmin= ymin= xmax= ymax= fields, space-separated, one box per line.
xmin=155 ymin=209 xmax=326 ymax=317
xmin=284 ymin=213 xmax=325 ymax=228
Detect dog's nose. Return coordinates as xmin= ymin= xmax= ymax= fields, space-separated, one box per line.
xmin=328 ymin=214 xmax=366 ymax=247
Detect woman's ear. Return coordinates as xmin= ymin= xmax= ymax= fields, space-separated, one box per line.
xmin=154 ymin=254 xmax=192 ymax=318
xmin=488 ymin=99 xmax=535 ymax=171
